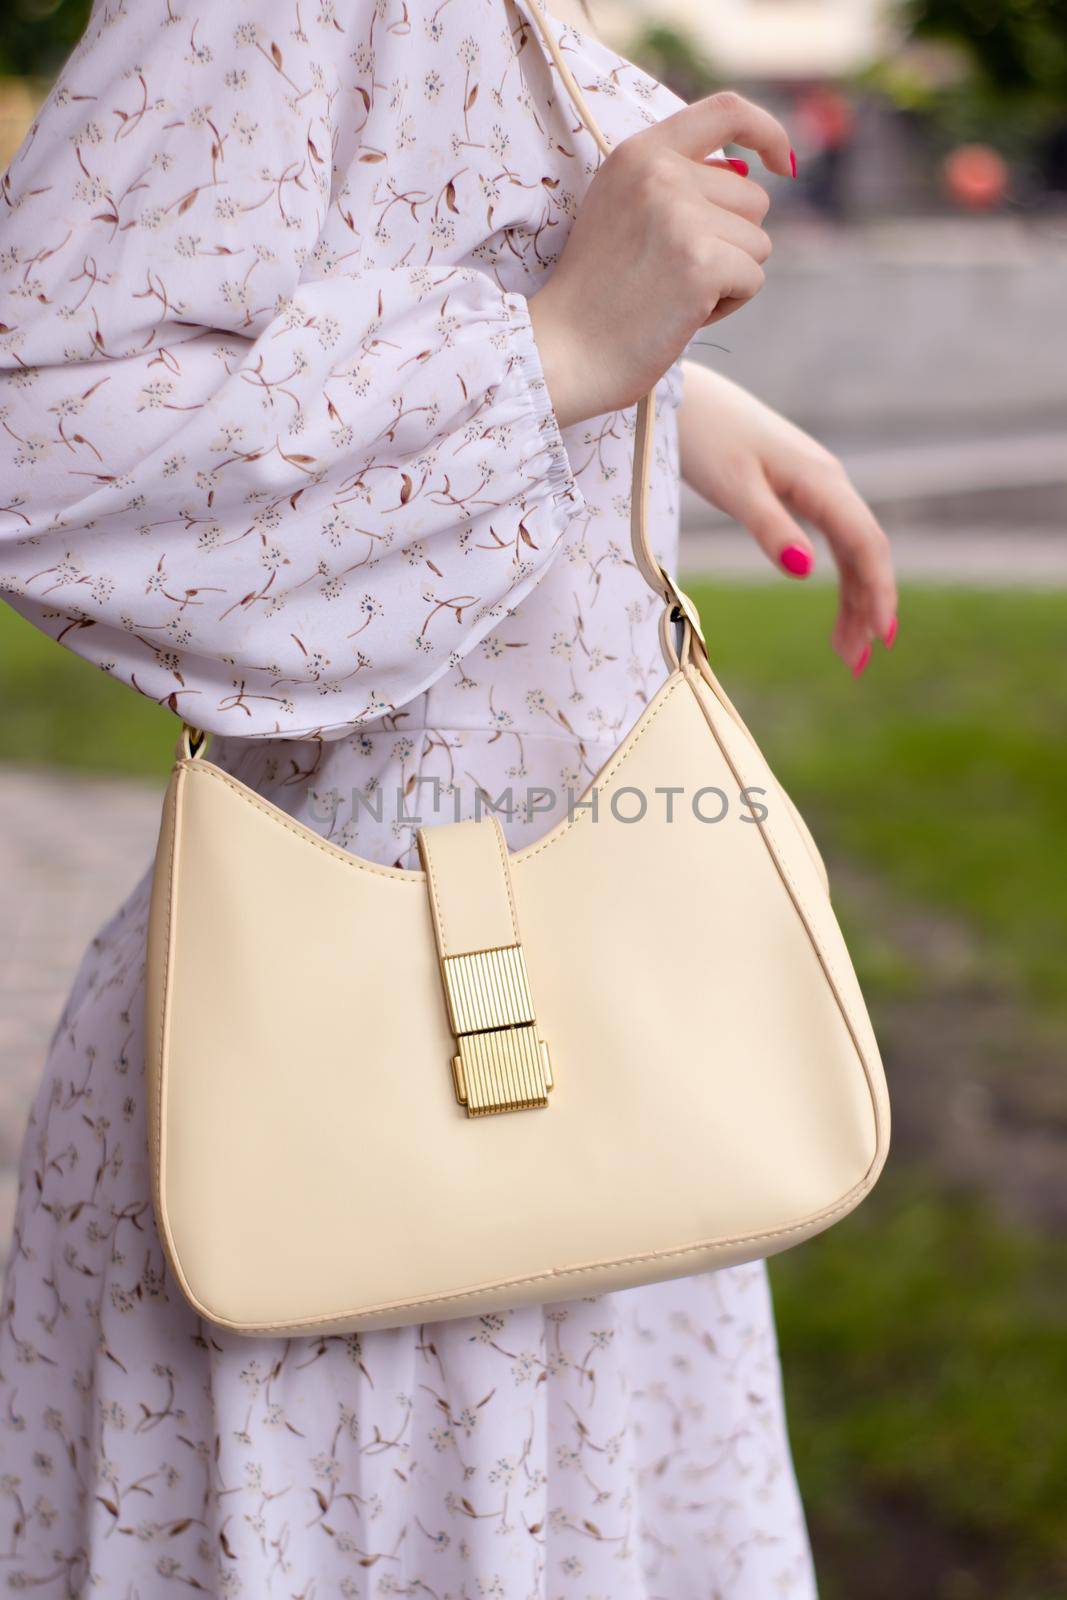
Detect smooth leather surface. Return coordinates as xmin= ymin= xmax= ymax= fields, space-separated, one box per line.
xmin=143 ymin=0 xmax=890 ymax=1335
xmin=418 ymin=815 xmax=522 ymax=957
xmin=145 ymin=645 xmax=889 ymax=1335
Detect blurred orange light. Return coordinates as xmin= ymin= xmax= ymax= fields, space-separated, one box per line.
xmin=942 ymin=143 xmax=1009 ymax=211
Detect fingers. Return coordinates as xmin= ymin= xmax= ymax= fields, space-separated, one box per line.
xmin=746 ymin=452 xmax=899 ymax=678
xmin=660 ymin=160 xmax=773 ymax=310
xmin=808 ymin=466 xmax=898 ymax=646
xmin=698 ymin=204 xmax=772 ymax=266
xmin=831 ymin=578 xmax=875 ymax=678
xmin=644 ymin=90 xmax=794 ymax=180
xmin=696 ymin=242 xmax=766 ymax=324
xmin=808 ymin=472 xmax=896 ymax=676
xmin=693 ymin=161 xmax=771 ymax=225
xmin=730 ymin=468 xmax=815 ymax=572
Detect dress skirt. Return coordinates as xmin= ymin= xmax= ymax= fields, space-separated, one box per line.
xmin=0 ymin=855 xmax=816 ymax=1597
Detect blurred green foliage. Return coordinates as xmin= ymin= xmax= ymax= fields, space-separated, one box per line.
xmin=872 ymin=0 xmax=1067 ymax=160
xmin=0 ymin=602 xmax=173 ymax=776
xmin=0 ymin=0 xmax=90 ymax=78
xmin=908 ymin=0 xmax=1067 ymax=102
xmin=622 ymin=23 xmax=719 ymax=103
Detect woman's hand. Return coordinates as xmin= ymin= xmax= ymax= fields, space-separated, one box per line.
xmin=528 ymin=92 xmax=794 ymax=430
xmin=678 ymin=362 xmax=898 ymax=676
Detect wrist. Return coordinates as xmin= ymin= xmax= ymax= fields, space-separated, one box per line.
xmin=526 ymin=286 xmax=589 ymax=432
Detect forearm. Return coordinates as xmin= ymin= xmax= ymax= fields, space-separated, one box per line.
xmin=677 ymin=358 xmax=702 ymax=487
xmin=676 ymin=359 xmax=775 ymax=494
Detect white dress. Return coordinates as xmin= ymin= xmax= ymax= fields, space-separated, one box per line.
xmin=0 ymin=0 xmax=817 ymax=1593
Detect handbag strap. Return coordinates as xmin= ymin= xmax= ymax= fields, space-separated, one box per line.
xmin=522 ymin=0 xmax=702 ymax=642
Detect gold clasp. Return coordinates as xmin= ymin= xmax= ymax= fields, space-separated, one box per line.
xmin=441 ymin=945 xmax=553 ymax=1116
xmin=179 ymin=722 xmax=209 ymax=760
xmin=660 ymin=568 xmax=707 ymax=651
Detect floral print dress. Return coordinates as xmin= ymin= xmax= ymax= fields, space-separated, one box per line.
xmin=0 ymin=0 xmax=817 ymax=1593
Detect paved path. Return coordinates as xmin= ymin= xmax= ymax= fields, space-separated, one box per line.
xmin=0 ymin=768 xmax=161 ymax=1259
xmin=682 ymin=216 xmax=1067 ymax=437
xmin=680 ymin=527 xmax=1067 ymax=585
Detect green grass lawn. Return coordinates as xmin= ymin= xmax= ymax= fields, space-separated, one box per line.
xmin=686 ymin=581 xmax=1067 ymax=1024
xmin=3 ymin=583 xmax=1066 ymax=1596
xmin=683 ymin=580 xmax=1067 ymax=1598
xmin=773 ymin=1179 xmax=1067 ymax=1599
xmin=0 ymin=603 xmax=174 ymax=777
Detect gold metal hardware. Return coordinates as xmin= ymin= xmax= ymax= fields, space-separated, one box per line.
xmin=452 ymin=1028 xmax=554 ymax=1117
xmin=660 ymin=568 xmax=707 ymax=651
xmin=179 ymin=722 xmax=208 ymax=760
xmin=441 ymin=945 xmax=534 ymax=1034
xmin=441 ymin=945 xmax=553 ymax=1116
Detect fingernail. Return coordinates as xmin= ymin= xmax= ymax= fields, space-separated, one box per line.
xmin=789 ymin=147 xmax=798 ymax=179
xmin=883 ymin=615 xmax=898 ymax=649
xmin=726 ymin=157 xmax=749 ymax=176
xmin=780 ymin=544 xmax=813 ymax=577
xmin=852 ymin=644 xmax=872 ymax=679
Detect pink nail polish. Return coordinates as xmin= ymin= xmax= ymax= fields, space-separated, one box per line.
xmin=726 ymin=157 xmax=749 ymax=176
xmin=789 ymin=147 xmax=798 ymax=179
xmin=883 ymin=615 xmax=898 ymax=649
xmin=852 ymin=645 xmax=871 ymax=679
xmin=780 ymin=544 xmax=813 ymax=577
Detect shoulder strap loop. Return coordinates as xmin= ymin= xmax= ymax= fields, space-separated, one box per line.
xmin=522 ymin=0 xmax=686 ymax=624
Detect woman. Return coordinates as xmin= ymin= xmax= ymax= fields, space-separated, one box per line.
xmin=0 ymin=0 xmax=896 ymax=1593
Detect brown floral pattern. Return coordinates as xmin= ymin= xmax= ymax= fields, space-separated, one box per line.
xmin=0 ymin=0 xmax=817 ymax=1593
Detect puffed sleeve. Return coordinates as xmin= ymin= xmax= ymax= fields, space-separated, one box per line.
xmin=0 ymin=0 xmax=586 ymax=739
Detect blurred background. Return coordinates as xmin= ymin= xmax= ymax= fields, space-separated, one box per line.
xmin=1 ymin=1 xmax=1065 ymax=1597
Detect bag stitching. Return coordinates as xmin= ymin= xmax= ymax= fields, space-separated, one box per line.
xmin=178 ymin=671 xmax=685 ymax=877
xmin=685 ymin=662 xmax=889 ymax=1147
xmin=418 ymin=817 xmax=521 ymax=958
xmin=421 ymin=830 xmax=450 ymax=950
xmin=517 ymin=675 xmax=683 ymax=862
xmin=152 ymin=770 xmax=181 ymax=1307
xmin=490 ymin=813 xmax=522 ymax=944
xmin=168 ymin=1171 xmax=879 ymax=1334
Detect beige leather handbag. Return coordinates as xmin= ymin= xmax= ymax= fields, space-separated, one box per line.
xmin=145 ymin=0 xmax=890 ymax=1336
